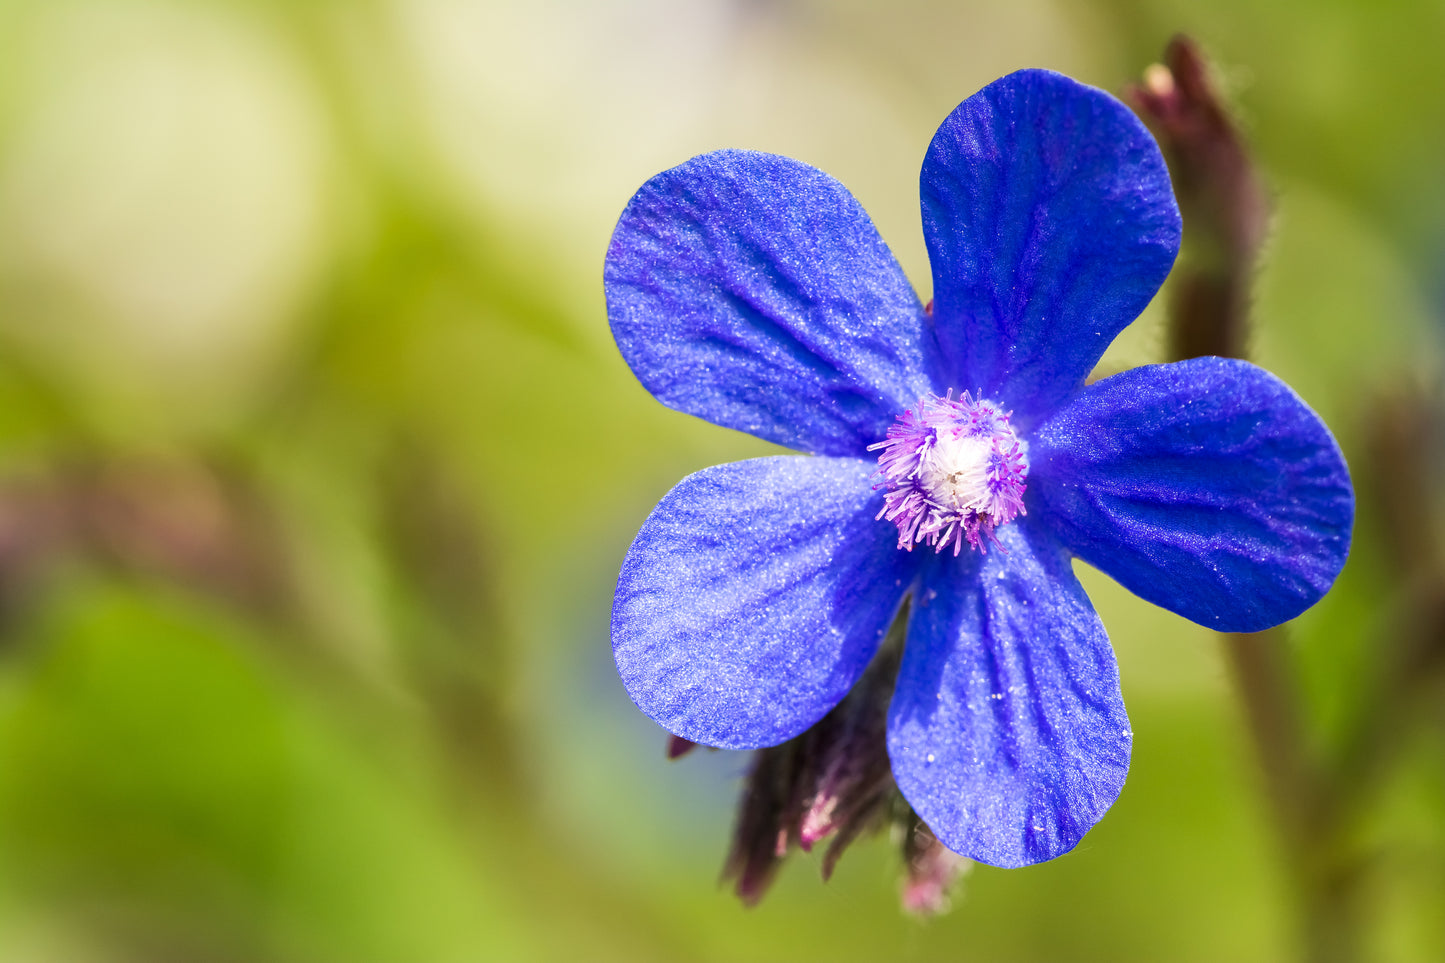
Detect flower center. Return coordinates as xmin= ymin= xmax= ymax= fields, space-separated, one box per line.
xmin=868 ymin=392 xmax=1028 ymax=554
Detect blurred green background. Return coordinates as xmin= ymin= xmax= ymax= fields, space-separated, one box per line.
xmin=0 ymin=0 xmax=1442 ymax=960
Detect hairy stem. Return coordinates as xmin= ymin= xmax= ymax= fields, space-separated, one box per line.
xmin=1129 ymin=36 xmax=1347 ymax=963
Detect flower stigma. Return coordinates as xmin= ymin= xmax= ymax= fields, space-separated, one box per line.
xmin=868 ymin=392 xmax=1028 ymax=554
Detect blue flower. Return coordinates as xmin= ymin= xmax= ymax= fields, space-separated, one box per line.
xmin=604 ymin=69 xmax=1353 ymax=868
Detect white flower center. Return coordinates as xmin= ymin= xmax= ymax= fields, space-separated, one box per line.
xmin=917 ymin=429 xmax=994 ymax=513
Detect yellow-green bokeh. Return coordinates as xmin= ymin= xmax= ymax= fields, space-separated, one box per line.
xmin=0 ymin=0 xmax=1441 ymax=960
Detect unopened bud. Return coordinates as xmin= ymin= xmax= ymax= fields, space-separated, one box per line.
xmin=1127 ymin=34 xmax=1269 ymax=361
xmin=721 ymin=606 xmax=906 ymax=903
xmin=900 ymin=819 xmax=972 ymax=917
xmin=665 ymin=734 xmax=698 ymax=760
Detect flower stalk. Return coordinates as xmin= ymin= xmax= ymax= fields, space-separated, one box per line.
xmin=1128 ymin=34 xmax=1337 ymax=959
xmin=1129 ymin=35 xmax=1445 ymax=963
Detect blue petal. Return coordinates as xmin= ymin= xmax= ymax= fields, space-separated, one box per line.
xmin=921 ymin=69 xmax=1181 ymax=424
xmin=613 ymin=456 xmax=918 ymax=749
xmin=1030 ymin=357 xmax=1354 ymax=632
xmin=888 ymin=519 xmax=1131 ymax=868
xmin=606 ymin=150 xmax=939 ymax=456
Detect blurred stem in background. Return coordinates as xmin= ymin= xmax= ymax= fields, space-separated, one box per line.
xmin=1131 ymin=36 xmax=1445 ymax=963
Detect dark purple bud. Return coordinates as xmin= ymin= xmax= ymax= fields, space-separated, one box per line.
xmin=721 ymin=609 xmax=906 ymax=903
xmin=665 ymin=734 xmax=698 ymax=760
xmin=794 ymin=659 xmax=896 ymax=858
xmin=721 ymin=740 xmax=802 ymax=905
xmin=1127 ymin=35 xmax=1269 ymax=361
xmin=712 ymin=606 xmax=973 ymax=912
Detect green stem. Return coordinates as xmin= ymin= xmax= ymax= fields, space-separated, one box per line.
xmin=1129 ymin=36 xmax=1352 ymax=962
